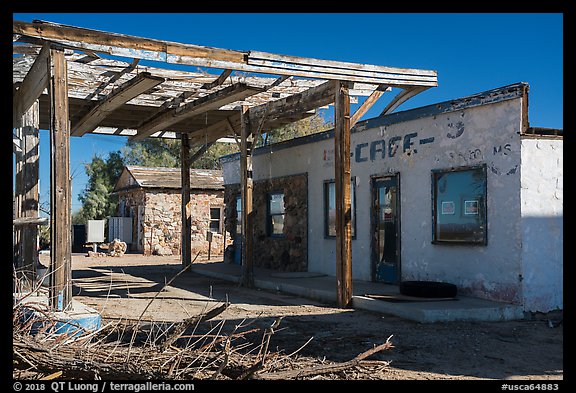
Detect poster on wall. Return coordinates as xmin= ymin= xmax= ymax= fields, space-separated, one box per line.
xmin=464 ymin=200 xmax=479 ymax=215
xmin=441 ymin=201 xmax=455 ymax=215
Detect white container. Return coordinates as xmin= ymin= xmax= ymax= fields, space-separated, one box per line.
xmin=86 ymin=219 xmax=106 ymax=243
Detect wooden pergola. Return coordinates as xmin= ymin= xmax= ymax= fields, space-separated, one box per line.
xmin=13 ymin=19 xmax=437 ymax=311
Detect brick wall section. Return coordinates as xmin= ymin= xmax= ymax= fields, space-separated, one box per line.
xmin=119 ymin=189 xmax=231 ymax=256
xmin=224 ymin=173 xmax=308 ymax=271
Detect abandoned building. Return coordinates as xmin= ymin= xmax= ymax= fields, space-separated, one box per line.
xmin=221 ymin=82 xmax=563 ymax=313
xmin=13 ymin=18 xmax=563 ymax=325
xmin=112 ymin=166 xmax=228 ymax=256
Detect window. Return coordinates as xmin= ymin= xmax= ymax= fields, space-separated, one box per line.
xmin=432 ymin=165 xmax=487 ymax=244
xmin=209 ymin=206 xmax=222 ymax=234
xmin=267 ymin=193 xmax=285 ymax=237
xmin=324 ymin=178 xmax=356 ymax=238
xmin=235 ymin=196 xmax=242 ymax=235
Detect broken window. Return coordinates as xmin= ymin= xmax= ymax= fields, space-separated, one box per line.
xmin=324 ymin=178 xmax=356 ymax=238
xmin=432 ymin=164 xmax=487 ymax=244
xmin=267 ymin=193 xmax=285 ymax=237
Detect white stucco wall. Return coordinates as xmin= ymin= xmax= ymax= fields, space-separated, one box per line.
xmin=520 ymin=138 xmax=563 ymax=312
xmin=223 ymin=95 xmax=529 ymax=304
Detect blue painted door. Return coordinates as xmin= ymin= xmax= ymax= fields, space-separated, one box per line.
xmin=372 ymin=176 xmax=400 ymax=283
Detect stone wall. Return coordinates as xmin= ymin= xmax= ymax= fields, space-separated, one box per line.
xmin=119 ymin=188 xmax=231 ymax=256
xmin=224 ymin=173 xmax=308 ymax=271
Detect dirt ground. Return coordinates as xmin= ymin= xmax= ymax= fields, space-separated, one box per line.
xmin=44 ymin=253 xmax=563 ymax=381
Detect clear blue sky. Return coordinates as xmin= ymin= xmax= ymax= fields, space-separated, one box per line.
xmin=12 ymin=13 xmax=563 ymax=215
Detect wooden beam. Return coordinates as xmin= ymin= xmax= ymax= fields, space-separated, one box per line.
xmin=189 ymin=141 xmax=216 ymax=164
xmin=350 ymin=85 xmax=390 ymax=127
xmin=240 ymin=106 xmax=254 ymax=288
xmin=380 ymin=86 xmax=429 ymax=116
xmin=71 ymin=72 xmax=164 ymax=136
xmin=13 ymin=20 xmax=245 ymax=64
xmin=132 ymin=83 xmax=264 ymax=141
xmin=334 ymin=80 xmax=353 ymax=309
xmin=48 ymin=47 xmax=72 ymax=311
xmin=18 ymin=101 xmax=41 ymax=277
xmin=180 ymin=133 xmax=192 ymax=268
xmin=13 ymin=42 xmax=50 ymax=128
xmin=249 ymin=80 xmax=335 ymax=130
xmin=201 ymin=69 xmax=232 ymax=90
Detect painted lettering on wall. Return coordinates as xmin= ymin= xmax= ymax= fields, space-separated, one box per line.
xmin=323 ymin=131 xmax=438 ymax=165
xmin=493 ymin=144 xmax=512 ymax=155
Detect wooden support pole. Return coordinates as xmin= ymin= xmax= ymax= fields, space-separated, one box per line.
xmin=18 ymin=101 xmax=40 ymax=277
xmin=240 ymin=105 xmax=254 ymax=288
xmin=48 ymin=46 xmax=72 ymax=311
xmin=180 ymin=133 xmax=192 ymax=268
xmin=334 ymin=80 xmax=353 ymax=308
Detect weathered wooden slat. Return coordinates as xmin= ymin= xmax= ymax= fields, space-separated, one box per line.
xmin=380 ymin=86 xmax=430 ymax=116
xmin=132 ymin=83 xmax=265 ymax=141
xmin=201 ymin=69 xmax=232 ymax=90
xmin=247 ymin=57 xmax=438 ymax=83
xmin=13 ymin=43 xmax=50 ymax=128
xmin=350 ymin=85 xmax=390 ymax=127
xmin=48 ymin=47 xmax=72 ymax=311
xmin=248 ymin=80 xmax=335 ymax=129
xmin=334 ymin=80 xmax=353 ymax=309
xmin=71 ymin=72 xmax=164 ymax=136
xmin=249 ymin=50 xmax=438 ymax=77
xmin=14 ymin=20 xmax=246 ymax=63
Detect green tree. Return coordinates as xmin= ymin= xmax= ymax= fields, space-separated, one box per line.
xmin=77 ymin=151 xmax=124 ymax=222
xmin=122 ymin=138 xmax=181 ymax=168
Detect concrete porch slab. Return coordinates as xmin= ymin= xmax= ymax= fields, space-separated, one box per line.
xmin=190 ymin=261 xmax=525 ymax=323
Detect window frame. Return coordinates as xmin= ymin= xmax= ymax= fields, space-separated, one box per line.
xmin=267 ymin=191 xmax=286 ymax=238
xmin=209 ymin=205 xmax=223 ymax=234
xmin=323 ymin=177 xmax=357 ymax=239
xmin=431 ymin=164 xmax=488 ymax=245
xmin=235 ymin=196 xmax=242 ymax=236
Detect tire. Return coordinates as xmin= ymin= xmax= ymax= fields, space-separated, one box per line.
xmin=399 ymin=280 xmax=457 ymax=298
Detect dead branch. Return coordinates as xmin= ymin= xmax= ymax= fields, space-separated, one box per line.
xmin=256 ymin=337 xmax=394 ymax=380
xmin=159 ymin=302 xmax=229 ymax=351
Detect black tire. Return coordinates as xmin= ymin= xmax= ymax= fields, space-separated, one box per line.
xmin=399 ymin=280 xmax=457 ymax=298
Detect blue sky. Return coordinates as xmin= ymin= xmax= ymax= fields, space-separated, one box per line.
xmin=12 ymin=13 xmax=563 ymax=214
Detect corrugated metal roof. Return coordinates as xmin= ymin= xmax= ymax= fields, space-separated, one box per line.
xmin=116 ymin=166 xmax=223 ymax=191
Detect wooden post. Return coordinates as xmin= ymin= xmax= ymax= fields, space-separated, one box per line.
xmin=240 ymin=105 xmax=254 ymax=288
xmin=180 ymin=132 xmax=192 ymax=267
xmin=19 ymin=101 xmax=40 ymax=277
xmin=14 ymin=127 xmax=24 ymax=272
xmin=334 ymin=80 xmax=353 ymax=308
xmin=48 ymin=46 xmax=72 ymax=311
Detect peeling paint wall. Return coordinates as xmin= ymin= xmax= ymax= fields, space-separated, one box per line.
xmin=221 ymin=86 xmax=561 ymax=310
xmin=520 ymin=138 xmax=563 ymax=312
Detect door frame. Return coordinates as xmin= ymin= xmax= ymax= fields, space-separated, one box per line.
xmin=370 ymin=173 xmax=401 ymax=284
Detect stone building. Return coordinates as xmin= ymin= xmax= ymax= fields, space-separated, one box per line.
xmin=221 ymin=83 xmax=563 ymax=313
xmin=112 ymin=166 xmax=230 ymax=256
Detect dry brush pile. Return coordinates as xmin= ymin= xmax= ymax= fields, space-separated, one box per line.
xmin=13 ymin=264 xmax=393 ymax=380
